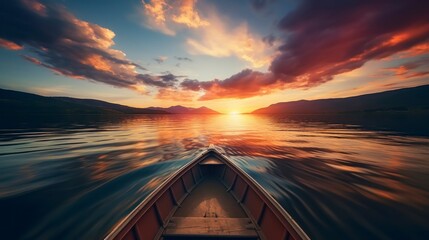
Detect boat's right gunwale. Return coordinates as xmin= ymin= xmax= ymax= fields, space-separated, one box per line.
xmin=210 ymin=147 xmax=310 ymax=240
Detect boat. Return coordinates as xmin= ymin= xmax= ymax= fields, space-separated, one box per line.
xmin=105 ymin=145 xmax=309 ymax=240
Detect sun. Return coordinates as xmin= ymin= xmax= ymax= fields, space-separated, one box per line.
xmin=229 ymin=111 xmax=240 ymax=115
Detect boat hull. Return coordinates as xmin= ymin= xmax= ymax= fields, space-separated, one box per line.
xmin=105 ymin=147 xmax=309 ymax=240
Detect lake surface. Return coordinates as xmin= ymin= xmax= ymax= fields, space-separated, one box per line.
xmin=0 ymin=114 xmax=428 ymax=240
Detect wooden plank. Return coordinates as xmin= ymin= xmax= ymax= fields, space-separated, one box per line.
xmin=163 ymin=217 xmax=258 ymax=237
xmin=173 ymin=178 xmax=247 ymax=218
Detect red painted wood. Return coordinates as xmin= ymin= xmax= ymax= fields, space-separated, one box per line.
xmin=183 ymin=172 xmax=194 ymax=190
xmin=223 ymin=168 xmax=236 ymax=187
xmin=232 ymin=176 xmax=246 ymax=200
xmin=122 ymin=229 xmax=135 ymax=240
xmin=135 ymin=207 xmax=161 ymax=240
xmin=192 ymin=166 xmax=201 ymax=182
xmin=243 ymin=187 xmax=264 ymax=221
xmin=171 ymin=180 xmax=186 ymax=202
xmin=155 ymin=191 xmax=174 ymax=223
xmin=260 ymin=207 xmax=287 ymax=240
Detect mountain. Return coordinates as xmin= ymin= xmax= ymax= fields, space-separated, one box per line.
xmin=253 ymin=85 xmax=429 ymax=114
xmin=0 ymin=88 xmax=120 ymax=115
xmin=0 ymin=88 xmax=218 ymax=116
xmin=148 ymin=105 xmax=219 ymax=114
xmin=54 ymin=97 xmax=167 ymax=114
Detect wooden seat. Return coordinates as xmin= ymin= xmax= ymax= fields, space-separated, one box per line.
xmin=163 ymin=217 xmax=258 ymax=238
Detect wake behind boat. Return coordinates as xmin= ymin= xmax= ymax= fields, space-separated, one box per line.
xmin=106 ymin=146 xmax=309 ymax=240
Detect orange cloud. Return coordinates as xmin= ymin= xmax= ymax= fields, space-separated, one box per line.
xmin=181 ymin=69 xmax=283 ymax=100
xmin=156 ymin=88 xmax=198 ymax=101
xmin=141 ymin=0 xmax=208 ymax=35
xmin=384 ymin=57 xmax=429 ymax=79
xmin=81 ymin=54 xmax=113 ymax=73
xmin=22 ymin=55 xmax=42 ymax=65
xmin=186 ymin=12 xmax=275 ymax=68
xmin=403 ymin=43 xmax=429 ymax=57
xmin=142 ymin=0 xmax=174 ymax=35
xmin=141 ymin=1 xmax=274 ymax=68
xmin=176 ymin=0 xmax=429 ymax=101
xmin=0 ymin=38 xmax=23 ymax=50
xmin=172 ymin=0 xmax=209 ymax=28
xmin=22 ymin=0 xmax=46 ymax=16
xmin=1 ymin=0 xmax=189 ymax=93
xmin=390 ymin=66 xmax=408 ymax=76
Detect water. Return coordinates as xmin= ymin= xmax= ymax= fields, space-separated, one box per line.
xmin=0 ymin=114 xmax=428 ymax=240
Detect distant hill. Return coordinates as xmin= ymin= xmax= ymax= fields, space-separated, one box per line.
xmin=148 ymin=105 xmax=219 ymax=114
xmin=252 ymin=85 xmax=429 ymax=114
xmin=0 ymin=88 xmax=121 ymax=115
xmin=0 ymin=88 xmax=218 ymax=115
xmin=54 ymin=97 xmax=167 ymax=114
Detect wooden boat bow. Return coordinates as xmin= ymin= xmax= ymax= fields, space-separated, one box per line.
xmin=105 ymin=146 xmax=310 ymax=240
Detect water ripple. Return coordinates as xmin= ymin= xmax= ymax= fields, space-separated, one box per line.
xmin=0 ymin=114 xmax=428 ymax=239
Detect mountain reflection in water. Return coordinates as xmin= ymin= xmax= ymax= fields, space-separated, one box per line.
xmin=0 ymin=114 xmax=428 ymax=239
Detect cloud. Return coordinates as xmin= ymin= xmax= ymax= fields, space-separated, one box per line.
xmin=405 ymin=43 xmax=429 ymax=57
xmin=385 ymin=56 xmax=429 ymax=79
xmin=4 ymin=0 xmax=429 ymax=103
xmin=175 ymin=56 xmax=192 ymax=62
xmin=154 ymin=56 xmax=168 ymax=64
xmin=141 ymin=0 xmax=175 ymax=35
xmin=180 ymin=79 xmax=201 ymax=91
xmin=270 ymin=0 xmax=429 ymax=86
xmin=0 ymin=38 xmax=23 ymax=50
xmin=0 ymin=0 xmax=180 ymax=92
xmin=141 ymin=1 xmax=275 ymax=68
xmin=141 ymin=0 xmax=208 ymax=35
xmin=156 ymin=88 xmax=198 ymax=101
xmin=404 ymin=71 xmax=429 ymax=79
xmin=178 ymin=0 xmax=429 ymax=100
xmin=171 ymin=0 xmax=209 ymax=28
xmin=186 ymin=11 xmax=274 ymax=68
xmin=181 ymin=69 xmax=280 ymax=100
xmin=136 ymin=72 xmax=183 ymax=88
xmin=159 ymin=73 xmax=180 ymax=82
xmin=262 ymin=34 xmax=277 ymax=47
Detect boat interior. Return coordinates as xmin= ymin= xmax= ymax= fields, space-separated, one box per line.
xmin=163 ymin=156 xmax=258 ymax=239
xmin=111 ymin=150 xmax=304 ymax=240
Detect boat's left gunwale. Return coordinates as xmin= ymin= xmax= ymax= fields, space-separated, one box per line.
xmin=104 ymin=149 xmax=209 ymax=240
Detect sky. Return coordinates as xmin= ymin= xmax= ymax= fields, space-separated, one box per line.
xmin=1 ymin=0 xmax=429 ymax=113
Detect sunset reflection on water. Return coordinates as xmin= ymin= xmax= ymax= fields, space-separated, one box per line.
xmin=0 ymin=114 xmax=428 ymax=239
